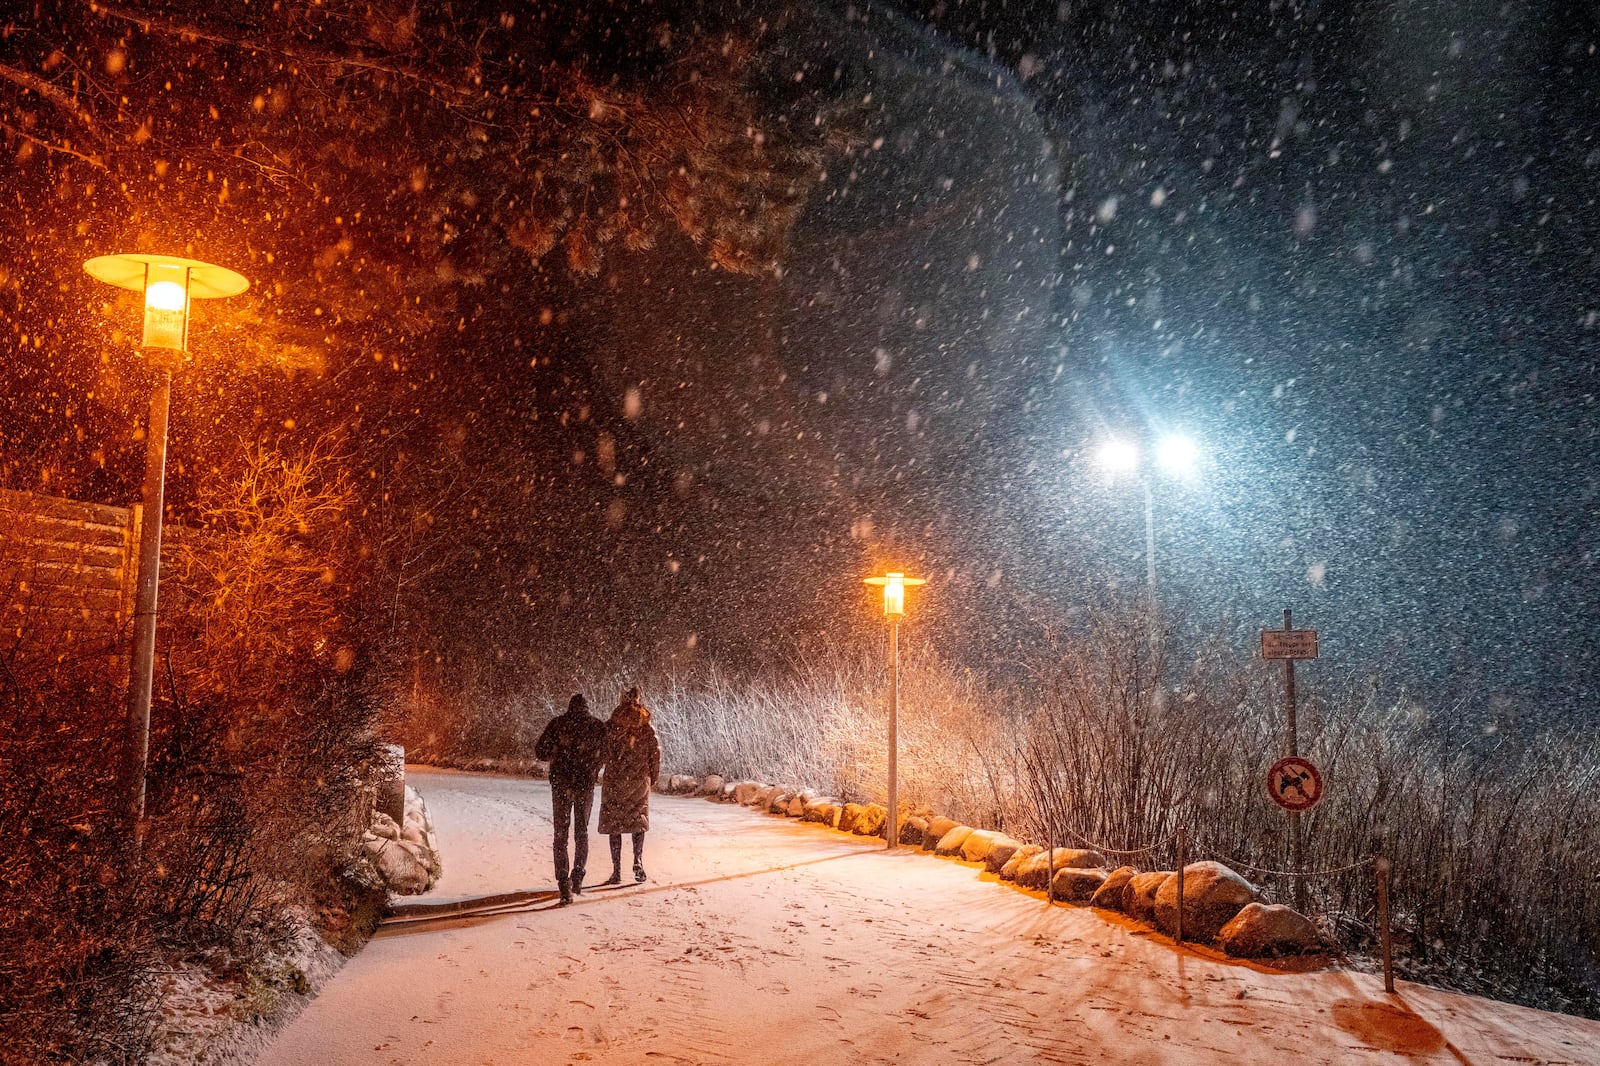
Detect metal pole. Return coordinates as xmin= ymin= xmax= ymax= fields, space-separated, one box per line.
xmin=1284 ymin=607 xmax=1308 ymax=912
xmin=123 ymin=366 xmax=171 ymax=838
xmin=886 ymin=616 xmax=899 ymax=849
xmin=1143 ymin=476 xmax=1156 ymax=598
xmin=1376 ymin=856 xmax=1395 ymax=993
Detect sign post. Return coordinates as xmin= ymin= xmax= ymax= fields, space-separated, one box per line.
xmin=1261 ymin=609 xmax=1319 ymax=911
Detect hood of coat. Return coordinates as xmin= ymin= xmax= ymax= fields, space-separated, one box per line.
xmin=611 ymin=699 xmax=651 ymax=729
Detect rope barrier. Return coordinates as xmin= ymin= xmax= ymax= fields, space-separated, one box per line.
xmin=1190 ymin=837 xmax=1376 ymax=881
xmin=1050 ymin=820 xmax=1179 ymax=859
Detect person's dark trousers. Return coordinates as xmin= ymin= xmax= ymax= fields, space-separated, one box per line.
xmin=551 ymin=779 xmax=595 ymax=893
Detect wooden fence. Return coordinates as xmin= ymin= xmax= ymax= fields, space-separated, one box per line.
xmin=0 ymin=487 xmax=139 ymax=679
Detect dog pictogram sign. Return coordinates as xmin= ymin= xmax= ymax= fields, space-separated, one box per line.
xmin=1266 ymin=756 xmax=1324 ymax=812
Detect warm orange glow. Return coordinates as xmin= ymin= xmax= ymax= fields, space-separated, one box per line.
xmin=141 ymin=270 xmax=190 ymax=351
xmin=84 ymin=253 xmax=249 ymax=357
xmin=863 ymin=571 xmax=926 ymax=617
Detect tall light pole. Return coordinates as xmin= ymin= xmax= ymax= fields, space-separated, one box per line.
xmin=84 ymin=253 xmax=249 ymax=836
xmin=1095 ymin=434 xmax=1199 ymax=603
xmin=863 ymin=570 xmax=925 ymax=849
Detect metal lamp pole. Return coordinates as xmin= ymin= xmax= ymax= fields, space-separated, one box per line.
xmin=84 ymin=253 xmax=249 ymax=838
xmin=864 ymin=571 xmax=925 ymax=850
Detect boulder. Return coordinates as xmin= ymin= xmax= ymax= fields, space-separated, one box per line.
xmin=960 ymin=830 xmax=1015 ymax=864
xmin=984 ymin=840 xmax=1025 ymax=874
xmin=839 ymin=803 xmax=868 ymax=834
xmin=934 ymin=825 xmax=976 ymax=856
xmin=720 ymin=782 xmax=739 ymax=802
xmin=786 ymin=795 xmax=807 ymax=818
xmin=770 ymin=791 xmax=793 ymax=814
xmin=899 ymin=816 xmax=929 ymax=849
xmin=1153 ymin=862 xmax=1257 ymax=942
xmin=1050 ymin=867 xmax=1108 ymax=903
xmin=370 ymin=812 xmax=401 ymax=841
xmin=803 ymin=799 xmax=842 ymax=828
xmin=752 ymin=785 xmax=784 ymax=810
xmin=733 ymin=781 xmax=766 ymax=806
xmin=925 ymin=816 xmax=959 ymax=842
xmin=853 ymin=804 xmax=888 ymax=837
xmin=698 ymin=774 xmax=726 ymax=797
xmin=1000 ymin=844 xmax=1044 ymax=881
xmin=666 ymin=774 xmax=700 ymax=795
xmin=368 ymin=837 xmax=431 ymax=894
xmin=1090 ymin=866 xmax=1137 ymax=911
xmin=1013 ymin=848 xmax=1107 ymax=891
xmin=1217 ymin=903 xmax=1322 ymax=958
xmin=1125 ymin=872 xmax=1171 ymax=923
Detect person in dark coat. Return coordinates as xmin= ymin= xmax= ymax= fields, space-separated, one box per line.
xmin=598 ymin=686 xmax=661 ymax=884
xmin=534 ymin=693 xmax=607 ymax=904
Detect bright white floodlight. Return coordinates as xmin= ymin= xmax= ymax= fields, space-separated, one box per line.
xmin=1097 ymin=439 xmax=1140 ymax=475
xmin=1156 ymin=435 xmax=1198 ymax=476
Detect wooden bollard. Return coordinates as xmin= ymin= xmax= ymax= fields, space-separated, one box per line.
xmin=1376 ymin=856 xmax=1395 ymax=993
xmin=1174 ymin=825 xmax=1186 ymax=945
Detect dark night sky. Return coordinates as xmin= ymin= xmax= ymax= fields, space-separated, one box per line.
xmin=2 ymin=0 xmax=1595 ymax=718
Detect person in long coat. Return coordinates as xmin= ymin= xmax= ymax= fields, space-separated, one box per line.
xmin=598 ymin=686 xmax=661 ymax=883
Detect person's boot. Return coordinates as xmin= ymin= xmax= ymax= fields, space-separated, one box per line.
xmin=557 ymin=876 xmax=573 ymax=906
xmin=569 ymin=867 xmax=585 ymax=896
xmin=602 ymin=867 xmax=622 ymax=886
xmin=633 ymin=861 xmax=647 ymax=883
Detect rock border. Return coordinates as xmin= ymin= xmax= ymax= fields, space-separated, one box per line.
xmin=658 ymin=773 xmax=1325 ymax=960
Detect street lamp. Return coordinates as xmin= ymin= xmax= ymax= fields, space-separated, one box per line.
xmin=862 ymin=570 xmax=925 ymax=849
xmin=1095 ymin=434 xmax=1200 ymax=598
xmin=84 ymin=253 xmax=249 ymax=835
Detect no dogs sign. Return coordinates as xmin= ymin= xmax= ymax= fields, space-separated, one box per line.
xmin=1266 ymin=756 xmax=1324 ymax=812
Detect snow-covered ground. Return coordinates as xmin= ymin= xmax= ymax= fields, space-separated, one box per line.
xmin=254 ymin=766 xmax=1600 ymax=1065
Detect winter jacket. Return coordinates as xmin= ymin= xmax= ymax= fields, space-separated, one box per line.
xmin=597 ymin=701 xmax=661 ymax=835
xmin=534 ymin=704 xmax=607 ymax=788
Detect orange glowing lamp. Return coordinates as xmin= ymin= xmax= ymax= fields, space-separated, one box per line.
xmin=863 ymin=571 xmax=926 ymax=617
xmin=84 ymin=253 xmax=249 ymax=357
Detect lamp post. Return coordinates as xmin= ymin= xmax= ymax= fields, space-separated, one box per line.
xmin=1095 ymin=434 xmax=1199 ymax=602
xmin=84 ymin=253 xmax=249 ymax=835
xmin=863 ymin=571 xmax=925 ymax=849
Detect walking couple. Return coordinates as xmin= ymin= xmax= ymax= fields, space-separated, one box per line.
xmin=533 ymin=686 xmax=661 ymax=905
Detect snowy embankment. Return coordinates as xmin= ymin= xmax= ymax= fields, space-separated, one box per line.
xmin=255 ymin=767 xmax=1600 ymax=1066
xmin=144 ymin=786 xmax=441 ymax=1066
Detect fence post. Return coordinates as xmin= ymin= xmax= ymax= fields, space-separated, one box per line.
xmin=1376 ymin=856 xmax=1395 ymax=993
xmin=1174 ymin=824 xmax=1186 ymax=945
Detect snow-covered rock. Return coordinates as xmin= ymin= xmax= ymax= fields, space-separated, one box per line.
xmin=1000 ymin=844 xmax=1043 ymax=881
xmin=698 ymin=774 xmax=726 ymax=797
xmin=802 ymin=799 xmax=841 ymax=827
xmin=733 ymin=782 xmax=765 ymax=805
xmin=785 ymin=794 xmax=807 ymax=818
xmin=899 ymin=815 xmax=929 ymax=848
xmin=1125 ymin=872 xmax=1170 ymax=923
xmin=852 ymin=804 xmax=888 ymax=837
xmin=838 ymin=802 xmax=869 ymax=833
xmin=666 ymin=775 xmax=700 ymax=795
xmin=924 ymin=816 xmax=959 ymax=844
xmin=361 ymin=785 xmax=442 ymax=896
xmin=770 ymin=791 xmax=793 ymax=813
xmin=1091 ymin=866 xmax=1137 ymax=911
xmin=1013 ymin=848 xmax=1106 ymax=891
xmin=751 ymin=785 xmax=783 ymax=809
xmin=983 ymin=839 xmax=1024 ymax=874
xmin=959 ymin=829 xmax=1013 ymax=864
xmin=1154 ymin=861 xmax=1257 ymax=942
xmin=934 ymin=825 xmax=976 ymax=856
xmin=1049 ymin=867 xmax=1107 ymax=903
xmin=1217 ymin=903 xmax=1322 ymax=958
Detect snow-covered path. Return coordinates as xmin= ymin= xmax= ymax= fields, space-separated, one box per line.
xmin=256 ymin=767 xmax=1599 ymax=1065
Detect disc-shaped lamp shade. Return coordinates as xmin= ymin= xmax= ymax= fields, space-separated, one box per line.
xmin=84 ymin=254 xmax=249 ymax=353
xmin=864 ymin=572 xmax=927 ymax=617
